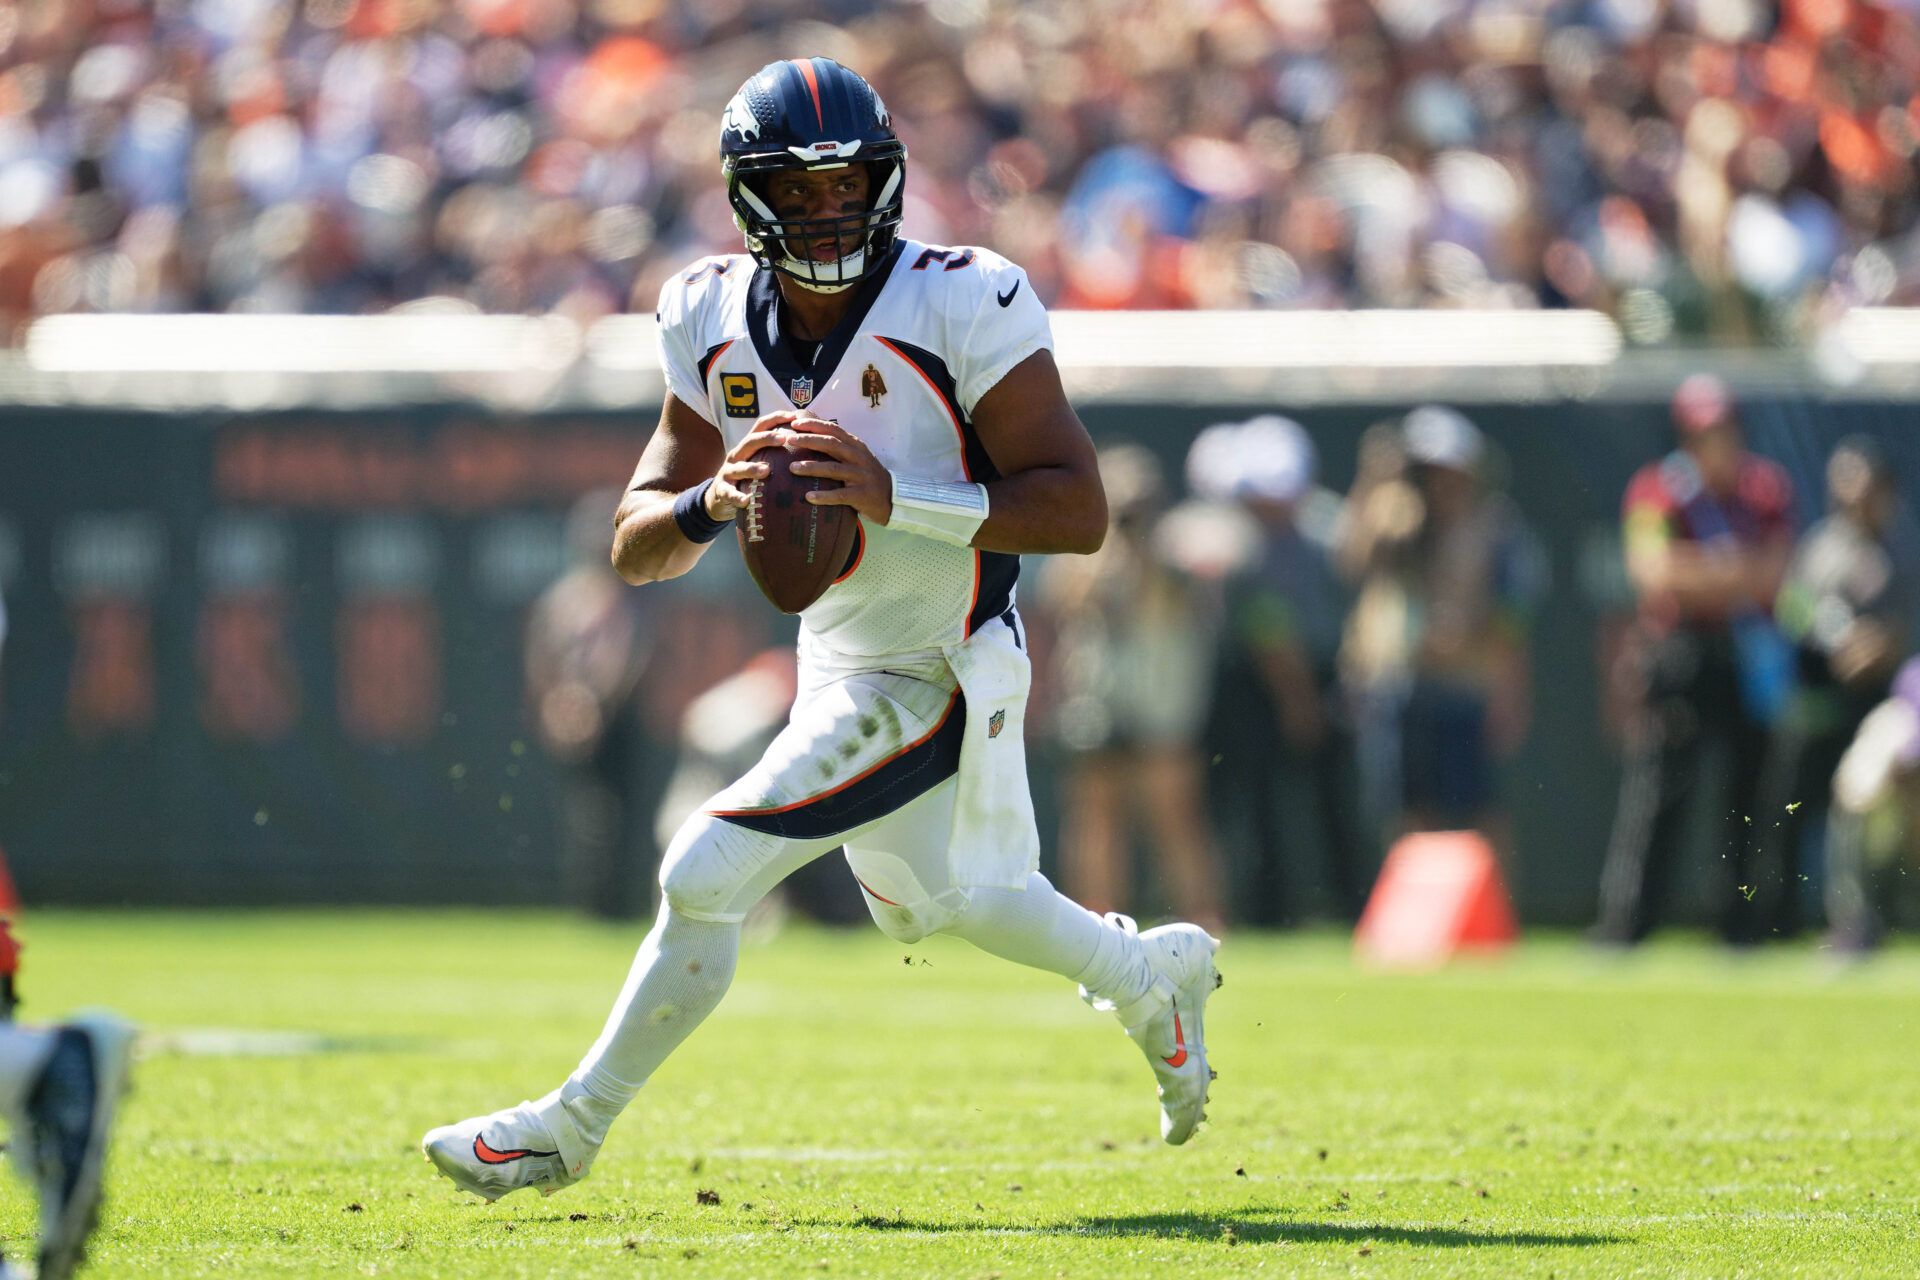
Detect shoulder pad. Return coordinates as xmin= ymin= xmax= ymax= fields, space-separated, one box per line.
xmin=657 ymin=254 xmax=749 ymax=329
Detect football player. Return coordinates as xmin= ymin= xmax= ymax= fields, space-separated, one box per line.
xmin=423 ymin=58 xmax=1222 ymax=1201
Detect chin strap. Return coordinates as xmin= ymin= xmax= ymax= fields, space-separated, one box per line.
xmin=888 ymin=473 xmax=988 ymax=547
xmin=772 ymin=244 xmax=866 ymax=292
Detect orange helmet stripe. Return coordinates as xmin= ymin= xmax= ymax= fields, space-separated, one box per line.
xmin=793 ymin=58 xmax=825 ymax=129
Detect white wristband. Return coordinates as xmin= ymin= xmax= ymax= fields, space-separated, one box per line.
xmin=888 ymin=473 xmax=988 ymax=547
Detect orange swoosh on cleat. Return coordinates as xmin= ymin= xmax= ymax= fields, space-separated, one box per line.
xmin=1163 ymin=1011 xmax=1188 ymax=1068
xmin=474 ymin=1134 xmax=557 ymax=1165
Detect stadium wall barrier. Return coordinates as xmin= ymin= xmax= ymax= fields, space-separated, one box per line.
xmin=2 ymin=315 xmax=1917 ymax=922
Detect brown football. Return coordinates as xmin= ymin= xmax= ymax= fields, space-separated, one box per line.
xmin=737 ymin=445 xmax=861 ymax=613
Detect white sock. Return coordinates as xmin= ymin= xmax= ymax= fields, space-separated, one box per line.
xmin=944 ymin=872 xmax=1155 ymax=1008
xmin=0 ymin=1026 xmax=52 ymax=1114
xmin=564 ymin=904 xmax=740 ymax=1143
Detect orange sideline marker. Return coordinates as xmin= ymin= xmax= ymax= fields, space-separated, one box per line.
xmin=1354 ymin=830 xmax=1518 ymax=969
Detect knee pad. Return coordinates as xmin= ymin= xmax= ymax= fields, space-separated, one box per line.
xmin=658 ymin=813 xmax=776 ymax=923
xmin=845 ymin=849 xmax=971 ymax=943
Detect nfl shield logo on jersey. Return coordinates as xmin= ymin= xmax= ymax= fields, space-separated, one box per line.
xmin=789 ymin=376 xmax=814 ymax=407
xmin=987 ymin=709 xmax=1006 ymax=739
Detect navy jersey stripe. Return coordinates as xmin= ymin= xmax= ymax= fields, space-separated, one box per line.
xmin=697 ymin=339 xmax=734 ymax=383
xmin=711 ymin=690 xmax=965 ymax=840
xmin=879 ymin=335 xmax=1020 ymax=637
xmin=746 ymin=243 xmax=902 ymax=401
xmin=970 ymin=553 xmax=1019 ymax=637
xmin=875 ymin=337 xmax=1000 ymax=482
xmin=883 ymin=330 xmax=1021 ymax=637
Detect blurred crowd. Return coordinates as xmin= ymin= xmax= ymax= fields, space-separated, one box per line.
xmin=4 ymin=0 xmax=1919 ymax=342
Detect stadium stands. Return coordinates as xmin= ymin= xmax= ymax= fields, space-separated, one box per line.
xmin=1 ymin=0 xmax=1915 ymax=342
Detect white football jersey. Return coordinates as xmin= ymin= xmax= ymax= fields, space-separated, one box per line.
xmin=656 ymin=239 xmax=1052 ymax=658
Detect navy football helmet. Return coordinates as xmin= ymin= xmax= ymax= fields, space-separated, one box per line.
xmin=719 ymin=58 xmax=907 ymax=292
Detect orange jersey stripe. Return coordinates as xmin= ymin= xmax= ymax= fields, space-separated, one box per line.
xmin=853 ymin=875 xmax=902 ymax=907
xmin=965 ymin=549 xmax=981 ymax=636
xmin=699 ymin=337 xmax=735 ymax=383
xmin=873 ymin=336 xmax=983 ymax=634
xmin=833 ymin=521 xmax=866 ymax=583
xmin=873 ymin=336 xmax=968 ymax=476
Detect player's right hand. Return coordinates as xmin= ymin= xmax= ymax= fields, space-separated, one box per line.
xmin=707 ymin=411 xmax=803 ymax=520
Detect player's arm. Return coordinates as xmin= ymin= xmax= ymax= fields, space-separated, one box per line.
xmin=964 ymin=349 xmax=1106 ymax=554
xmin=610 ymin=396 xmax=796 ymax=585
xmin=1627 ymin=520 xmax=1789 ymax=614
xmin=789 ymin=350 xmax=1106 ymax=555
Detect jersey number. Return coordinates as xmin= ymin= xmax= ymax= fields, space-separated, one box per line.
xmin=912 ymin=248 xmax=976 ymax=272
xmin=682 ymin=261 xmax=735 ymax=286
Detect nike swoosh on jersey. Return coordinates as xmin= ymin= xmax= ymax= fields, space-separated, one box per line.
xmin=474 ymin=1135 xmax=558 ymax=1165
xmin=997 ymin=280 xmax=1021 ymax=307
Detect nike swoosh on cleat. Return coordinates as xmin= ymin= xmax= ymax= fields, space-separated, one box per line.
xmin=997 ymin=280 xmax=1021 ymax=307
xmin=1163 ymin=1010 xmax=1188 ymax=1068
xmin=474 ymin=1135 xmax=558 ymax=1165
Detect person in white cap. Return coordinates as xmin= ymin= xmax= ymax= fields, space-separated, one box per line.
xmin=1204 ymin=417 xmax=1366 ymax=924
xmin=1338 ymin=406 xmax=1544 ymax=855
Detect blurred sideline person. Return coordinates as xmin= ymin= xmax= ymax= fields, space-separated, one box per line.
xmin=0 ymin=1013 xmax=134 ymax=1280
xmin=1593 ymin=376 xmax=1795 ymax=947
xmin=423 ymin=58 xmax=1223 ymax=1205
xmin=526 ymin=491 xmax=655 ymax=920
xmin=1036 ymin=446 xmax=1226 ymax=932
xmin=1338 ymin=408 xmax=1542 ymax=856
xmin=1192 ymin=417 xmax=1363 ymax=924
xmin=1756 ymin=438 xmax=1919 ymax=940
xmin=1827 ymin=656 xmax=1920 ymax=953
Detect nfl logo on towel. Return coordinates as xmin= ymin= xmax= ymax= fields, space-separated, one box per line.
xmin=789 ymin=376 xmax=814 ymax=408
xmin=987 ymin=709 xmax=1005 ymax=739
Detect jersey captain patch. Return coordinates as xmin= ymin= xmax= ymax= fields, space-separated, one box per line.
xmin=721 ymin=372 xmax=759 ymax=418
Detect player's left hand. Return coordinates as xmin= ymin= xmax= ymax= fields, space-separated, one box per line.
xmin=785 ymin=416 xmax=894 ymax=525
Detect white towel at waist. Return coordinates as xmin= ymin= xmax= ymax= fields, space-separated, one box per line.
xmin=940 ymin=612 xmax=1040 ymax=890
xmin=797 ymin=613 xmax=1039 ymax=891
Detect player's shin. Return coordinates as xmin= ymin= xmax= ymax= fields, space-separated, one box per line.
xmin=564 ymin=903 xmax=741 ymax=1144
xmin=942 ymin=872 xmax=1154 ymax=1007
xmin=944 ymin=874 xmax=1222 ymax=1144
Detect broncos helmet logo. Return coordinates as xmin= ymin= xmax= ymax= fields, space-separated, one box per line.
xmin=721 ymin=90 xmax=761 ymax=143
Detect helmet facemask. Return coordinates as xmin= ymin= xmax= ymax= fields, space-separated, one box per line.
xmin=727 ymin=150 xmax=906 ymax=293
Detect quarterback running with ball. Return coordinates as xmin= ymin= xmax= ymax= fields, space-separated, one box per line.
xmin=423 ymin=58 xmax=1222 ymax=1200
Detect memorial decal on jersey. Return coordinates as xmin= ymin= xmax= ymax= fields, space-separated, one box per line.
xmin=861 ymin=363 xmax=887 ymax=407
xmin=789 ymin=376 xmax=815 ymax=408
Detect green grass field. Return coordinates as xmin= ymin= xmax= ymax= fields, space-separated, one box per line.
xmin=9 ymin=911 xmax=1920 ymax=1278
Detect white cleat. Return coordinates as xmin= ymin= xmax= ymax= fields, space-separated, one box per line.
xmin=23 ymin=1012 xmax=135 ymax=1280
xmin=421 ymin=1087 xmax=596 ymax=1203
xmin=1083 ymin=916 xmax=1222 ymax=1145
